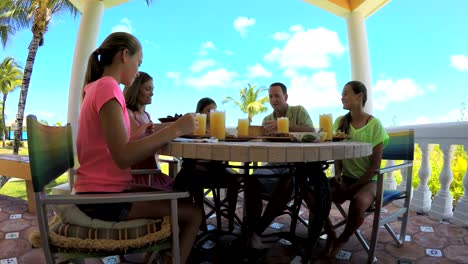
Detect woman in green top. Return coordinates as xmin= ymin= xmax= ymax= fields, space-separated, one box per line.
xmin=324 ymin=80 xmax=389 ymax=258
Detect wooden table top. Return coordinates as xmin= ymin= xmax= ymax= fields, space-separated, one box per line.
xmin=159 ymin=140 xmax=372 ymax=163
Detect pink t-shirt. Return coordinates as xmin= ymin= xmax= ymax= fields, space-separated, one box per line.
xmin=75 ymin=76 xmax=132 ymax=193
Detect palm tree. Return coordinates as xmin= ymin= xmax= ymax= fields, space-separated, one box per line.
xmin=222 ymin=83 xmax=269 ymax=123
xmin=0 ymin=57 xmax=23 ymax=147
xmin=2 ymin=0 xmax=154 ymax=154
xmin=0 ymin=1 xmax=29 ymax=48
xmin=0 ymin=0 xmax=79 ymax=154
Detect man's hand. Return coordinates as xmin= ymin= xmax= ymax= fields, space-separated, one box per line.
xmin=263 ymin=120 xmax=277 ymax=135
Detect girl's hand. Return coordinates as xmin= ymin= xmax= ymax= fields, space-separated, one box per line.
xmin=145 ymin=122 xmax=156 ymax=135
xmin=173 ymin=113 xmax=197 ymax=136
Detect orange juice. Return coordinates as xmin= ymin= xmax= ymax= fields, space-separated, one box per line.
xmin=194 ymin=113 xmax=207 ymax=135
xmin=277 ymin=117 xmax=289 ymax=134
xmin=210 ymin=110 xmax=226 ymax=140
xmin=319 ymin=114 xmax=333 ymax=141
xmin=238 ymin=118 xmax=249 ymax=136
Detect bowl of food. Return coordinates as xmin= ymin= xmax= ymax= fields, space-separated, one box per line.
xmin=158 ymin=113 xmax=182 ymax=123
xmin=289 ymin=132 xmax=322 ymax=143
xmin=333 ymin=130 xmax=351 ymax=141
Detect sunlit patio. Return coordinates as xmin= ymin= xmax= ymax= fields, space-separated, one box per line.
xmin=1 ymin=173 xmax=468 ymax=264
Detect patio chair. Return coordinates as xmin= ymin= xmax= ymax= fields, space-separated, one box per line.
xmin=26 ymin=115 xmax=189 ymax=264
xmin=332 ymin=129 xmax=414 ymax=263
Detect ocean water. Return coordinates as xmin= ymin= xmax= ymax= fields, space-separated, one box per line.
xmin=7 ymin=131 xmax=28 ymax=140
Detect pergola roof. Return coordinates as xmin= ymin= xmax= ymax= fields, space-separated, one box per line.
xmin=303 ymin=0 xmax=390 ymax=18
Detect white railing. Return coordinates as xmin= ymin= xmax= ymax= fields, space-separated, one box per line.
xmin=386 ymin=121 xmax=468 ymax=227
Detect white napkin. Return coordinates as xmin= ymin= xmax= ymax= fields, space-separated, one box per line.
xmin=173 ymin=137 xmax=218 ymax=143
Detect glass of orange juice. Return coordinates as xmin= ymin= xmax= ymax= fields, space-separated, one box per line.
xmin=238 ymin=118 xmax=249 ymax=136
xmin=194 ymin=113 xmax=207 ymax=135
xmin=277 ymin=117 xmax=289 ymax=134
xmin=319 ymin=114 xmax=333 ymax=141
xmin=210 ymin=110 xmax=226 ymax=140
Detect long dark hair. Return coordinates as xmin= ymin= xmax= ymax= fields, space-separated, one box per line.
xmin=338 ymin=81 xmax=367 ymax=134
xmin=82 ymin=32 xmax=142 ymax=99
xmin=196 ymin=97 xmax=216 ymax=113
xmin=123 ymin=71 xmax=153 ymax=111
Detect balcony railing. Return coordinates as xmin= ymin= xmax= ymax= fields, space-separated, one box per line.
xmin=386 ymin=121 xmax=468 ymax=227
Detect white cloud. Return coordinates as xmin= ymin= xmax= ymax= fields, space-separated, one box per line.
xmin=198 ymin=41 xmax=216 ymax=56
xmin=246 ymin=64 xmax=272 ymax=79
xmin=272 ymin=32 xmax=291 ymax=41
xmin=289 ymin=25 xmax=304 ymax=32
xmin=111 ymin=18 xmax=133 ymax=33
xmin=450 ymin=55 xmax=468 ymax=71
xmin=224 ymin=50 xmax=234 ymax=56
xmin=183 ymin=68 xmax=238 ymax=89
xmin=166 ymin=72 xmax=181 ymax=85
xmin=264 ymin=27 xmax=345 ymax=70
xmin=425 ymin=84 xmax=436 ymax=92
xmin=413 ymin=116 xmax=431 ymax=125
xmin=286 ymin=71 xmax=342 ymax=109
xmin=407 ymin=108 xmax=467 ymax=125
xmin=190 ymin=59 xmax=216 ymax=73
xmin=233 ymin=17 xmax=256 ymax=37
xmin=373 ymin=78 xmax=425 ymax=110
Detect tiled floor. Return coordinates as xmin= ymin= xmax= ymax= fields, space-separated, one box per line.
xmin=1 ymin=193 xmax=468 ymax=264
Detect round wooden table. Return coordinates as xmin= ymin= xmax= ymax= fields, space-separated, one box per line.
xmin=160 ymin=139 xmax=372 ymax=261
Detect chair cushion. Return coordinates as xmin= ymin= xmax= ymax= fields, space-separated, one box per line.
xmin=40 ymin=204 xmax=172 ymax=252
xmin=383 ymin=190 xmax=405 ymax=205
xmin=52 ymin=204 xmax=156 ymax=229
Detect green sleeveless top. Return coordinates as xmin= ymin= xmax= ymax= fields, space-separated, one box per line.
xmin=333 ymin=116 xmax=389 ymax=179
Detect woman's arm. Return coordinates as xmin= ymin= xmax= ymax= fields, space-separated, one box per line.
xmin=100 ymin=99 xmax=195 ymax=169
xmin=348 ymin=142 xmax=384 ymax=193
xmin=128 ymin=112 xmax=151 ymax=140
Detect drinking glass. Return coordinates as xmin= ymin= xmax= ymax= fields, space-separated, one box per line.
xmin=319 ymin=114 xmax=333 ymax=141
xmin=277 ymin=117 xmax=289 ymax=134
xmin=194 ymin=113 xmax=207 ymax=135
xmin=210 ymin=110 xmax=226 ymax=140
xmin=238 ymin=118 xmax=249 ymax=136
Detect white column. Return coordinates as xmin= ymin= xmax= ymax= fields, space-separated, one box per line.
xmin=411 ymin=143 xmax=433 ymax=213
xmin=346 ymin=11 xmax=373 ymax=113
xmin=67 ymin=0 xmax=104 ymax=144
xmin=393 ymin=160 xmax=413 ymax=207
xmin=429 ymin=144 xmax=455 ymax=220
xmin=383 ymin=160 xmax=397 ymax=190
xmin=451 ymin=145 xmax=468 ymax=226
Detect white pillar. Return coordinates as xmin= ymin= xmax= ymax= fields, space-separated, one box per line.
xmin=393 ymin=160 xmax=413 ymax=207
xmin=429 ymin=144 xmax=455 ymax=220
xmin=383 ymin=160 xmax=397 ymax=190
xmin=411 ymin=143 xmax=433 ymax=213
xmin=67 ymin=0 xmax=104 ymax=144
xmin=346 ymin=11 xmax=373 ymax=114
xmin=450 ymin=145 xmax=468 ymax=226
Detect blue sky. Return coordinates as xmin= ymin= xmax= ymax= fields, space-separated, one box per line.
xmin=2 ymin=0 xmax=468 ymax=128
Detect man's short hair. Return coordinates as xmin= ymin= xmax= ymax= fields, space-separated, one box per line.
xmin=269 ymin=82 xmax=287 ymax=94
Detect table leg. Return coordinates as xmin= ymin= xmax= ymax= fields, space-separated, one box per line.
xmin=25 ymin=180 xmax=36 ymax=212
xmin=296 ymin=162 xmax=331 ymax=262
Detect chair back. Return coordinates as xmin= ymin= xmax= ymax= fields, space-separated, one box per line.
xmin=383 ymin=129 xmax=415 ymax=161
xmin=26 ymin=115 xmax=74 ymax=192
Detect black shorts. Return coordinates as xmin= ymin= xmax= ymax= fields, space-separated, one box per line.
xmin=76 ymin=192 xmax=132 ymax=221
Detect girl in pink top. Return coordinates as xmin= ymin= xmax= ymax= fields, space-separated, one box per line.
xmin=123 ymin=71 xmax=174 ymax=190
xmin=74 ymin=32 xmax=200 ymax=264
